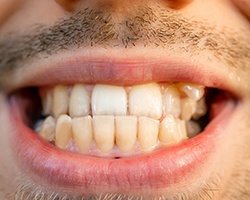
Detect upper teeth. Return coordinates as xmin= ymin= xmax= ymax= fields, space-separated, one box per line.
xmin=38 ymin=82 xmax=206 ymax=155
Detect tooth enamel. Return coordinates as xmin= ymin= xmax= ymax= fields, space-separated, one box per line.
xmin=129 ymin=83 xmax=162 ymax=119
xmin=93 ymin=116 xmax=115 ymax=153
xmin=192 ymin=97 xmax=207 ymax=120
xmin=159 ymin=115 xmax=185 ymax=144
xmin=72 ymin=116 xmax=93 ymax=153
xmin=138 ymin=117 xmax=159 ymax=152
xmin=92 ymin=85 xmax=127 ymax=116
xmin=162 ymin=85 xmax=181 ymax=117
xmin=115 ymin=116 xmax=137 ymax=153
xmin=180 ymin=97 xmax=197 ymax=120
xmin=55 ymin=114 xmax=72 ymax=149
xmin=41 ymin=89 xmax=53 ymax=116
xmin=69 ymin=84 xmax=90 ymax=118
xmin=179 ymin=83 xmax=205 ymax=101
xmin=38 ymin=116 xmax=56 ymax=142
xmin=186 ymin=121 xmax=201 ymax=138
xmin=53 ymin=85 xmax=69 ymax=118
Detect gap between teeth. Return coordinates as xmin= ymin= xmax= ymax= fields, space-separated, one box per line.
xmin=36 ymin=82 xmax=207 ymax=154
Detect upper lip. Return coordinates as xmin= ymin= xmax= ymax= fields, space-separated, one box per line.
xmin=6 ymin=50 xmax=241 ymax=198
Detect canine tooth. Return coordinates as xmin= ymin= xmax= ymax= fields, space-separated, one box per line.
xmin=53 ymin=85 xmax=69 ymax=118
xmin=192 ymin=97 xmax=207 ymax=120
xmin=38 ymin=116 xmax=56 ymax=142
xmin=162 ymin=85 xmax=181 ymax=117
xmin=69 ymin=84 xmax=90 ymax=118
xmin=129 ymin=83 xmax=162 ymax=119
xmin=115 ymin=116 xmax=137 ymax=153
xmin=180 ymin=97 xmax=197 ymax=120
xmin=179 ymin=83 xmax=205 ymax=101
xmin=186 ymin=121 xmax=201 ymax=138
xmin=72 ymin=116 xmax=93 ymax=153
xmin=138 ymin=117 xmax=159 ymax=152
xmin=55 ymin=114 xmax=72 ymax=149
xmin=92 ymin=85 xmax=127 ymax=116
xmin=93 ymin=116 xmax=115 ymax=153
xmin=159 ymin=115 xmax=182 ymax=144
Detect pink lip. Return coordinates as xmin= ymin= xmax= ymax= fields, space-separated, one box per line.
xmin=7 ymin=55 xmax=238 ymax=197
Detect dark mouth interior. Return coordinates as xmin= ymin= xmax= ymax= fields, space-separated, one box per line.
xmin=9 ymin=85 xmax=230 ymax=140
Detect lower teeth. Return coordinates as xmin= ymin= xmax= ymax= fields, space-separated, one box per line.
xmin=33 ymin=82 xmax=208 ymax=155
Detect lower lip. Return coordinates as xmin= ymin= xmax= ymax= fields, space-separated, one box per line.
xmin=10 ymin=97 xmax=235 ymax=196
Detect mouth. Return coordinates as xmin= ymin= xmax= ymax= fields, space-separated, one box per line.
xmin=7 ymin=55 xmax=238 ymax=199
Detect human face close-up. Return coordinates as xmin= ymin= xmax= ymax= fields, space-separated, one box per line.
xmin=0 ymin=0 xmax=250 ymax=199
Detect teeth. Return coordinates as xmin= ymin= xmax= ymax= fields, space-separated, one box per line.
xmin=162 ymin=85 xmax=181 ymax=117
xmin=186 ymin=121 xmax=201 ymax=138
xmin=138 ymin=117 xmax=159 ymax=152
xmin=92 ymin=85 xmax=127 ymax=116
xmin=180 ymin=97 xmax=197 ymax=121
xmin=72 ymin=116 xmax=93 ymax=153
xmin=55 ymin=114 xmax=72 ymax=149
xmin=179 ymin=83 xmax=205 ymax=101
xmin=53 ymin=85 xmax=69 ymax=118
xmin=93 ymin=116 xmax=115 ymax=153
xmin=129 ymin=83 xmax=162 ymax=119
xmin=159 ymin=115 xmax=187 ymax=145
xmin=69 ymin=84 xmax=90 ymax=118
xmin=115 ymin=116 xmax=137 ymax=153
xmin=41 ymin=89 xmax=53 ymax=116
xmin=192 ymin=97 xmax=207 ymax=120
xmin=38 ymin=116 xmax=56 ymax=142
xmin=39 ymin=82 xmax=207 ymax=154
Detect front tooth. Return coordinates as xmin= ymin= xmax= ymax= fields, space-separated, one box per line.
xmin=129 ymin=83 xmax=162 ymax=119
xmin=92 ymin=85 xmax=127 ymax=116
xmin=162 ymin=85 xmax=181 ymax=117
xmin=53 ymin=85 xmax=69 ymax=118
xmin=55 ymin=114 xmax=72 ymax=149
xmin=69 ymin=84 xmax=90 ymax=118
xmin=72 ymin=116 xmax=93 ymax=153
xmin=38 ymin=116 xmax=56 ymax=142
xmin=138 ymin=117 xmax=159 ymax=152
xmin=159 ymin=115 xmax=187 ymax=145
xmin=180 ymin=97 xmax=197 ymax=120
xmin=93 ymin=116 xmax=115 ymax=153
xmin=178 ymin=83 xmax=205 ymax=101
xmin=115 ymin=116 xmax=137 ymax=153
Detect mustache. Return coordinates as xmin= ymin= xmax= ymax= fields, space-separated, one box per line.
xmin=0 ymin=4 xmax=249 ymax=74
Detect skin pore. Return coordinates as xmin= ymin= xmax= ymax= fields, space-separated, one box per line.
xmin=0 ymin=0 xmax=250 ymax=199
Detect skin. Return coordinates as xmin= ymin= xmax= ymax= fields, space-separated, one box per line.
xmin=0 ymin=0 xmax=250 ymax=199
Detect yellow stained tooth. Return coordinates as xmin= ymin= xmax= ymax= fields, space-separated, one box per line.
xmin=69 ymin=84 xmax=90 ymax=118
xmin=55 ymin=114 xmax=72 ymax=149
xmin=163 ymin=85 xmax=181 ymax=117
xmin=180 ymin=97 xmax=197 ymax=121
xmin=159 ymin=115 xmax=187 ymax=145
xmin=53 ymin=85 xmax=69 ymax=118
xmin=129 ymin=83 xmax=162 ymax=119
xmin=178 ymin=83 xmax=205 ymax=101
xmin=115 ymin=116 xmax=137 ymax=153
xmin=41 ymin=89 xmax=53 ymax=116
xmin=38 ymin=116 xmax=56 ymax=142
xmin=138 ymin=117 xmax=159 ymax=152
xmin=72 ymin=116 xmax=93 ymax=153
xmin=93 ymin=116 xmax=115 ymax=153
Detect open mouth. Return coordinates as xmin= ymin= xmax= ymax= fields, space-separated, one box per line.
xmin=6 ymin=56 xmax=239 ymax=199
